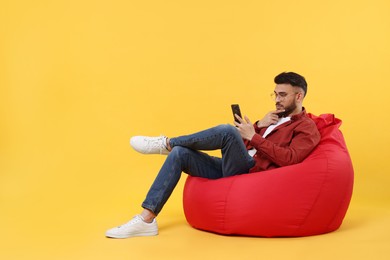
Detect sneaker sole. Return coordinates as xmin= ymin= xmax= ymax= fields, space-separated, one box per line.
xmin=105 ymin=230 xmax=158 ymax=239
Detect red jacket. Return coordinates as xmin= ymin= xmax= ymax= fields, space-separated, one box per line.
xmin=246 ymin=108 xmax=320 ymax=173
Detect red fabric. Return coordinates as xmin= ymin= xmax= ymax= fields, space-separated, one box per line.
xmin=183 ymin=113 xmax=354 ymax=237
xmin=248 ymin=108 xmax=321 ymax=172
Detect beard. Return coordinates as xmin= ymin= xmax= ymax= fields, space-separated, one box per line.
xmin=276 ymin=101 xmax=297 ymax=118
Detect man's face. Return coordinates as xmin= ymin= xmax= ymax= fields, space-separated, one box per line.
xmin=273 ymin=84 xmax=299 ymax=117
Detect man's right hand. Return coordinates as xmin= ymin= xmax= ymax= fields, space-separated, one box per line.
xmin=257 ymin=109 xmax=285 ymax=128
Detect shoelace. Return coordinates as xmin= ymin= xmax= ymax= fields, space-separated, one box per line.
xmin=119 ymin=215 xmax=142 ymax=228
xmin=145 ymin=135 xmax=167 ymax=154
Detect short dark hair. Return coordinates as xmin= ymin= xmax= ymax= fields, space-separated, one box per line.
xmin=274 ymin=72 xmax=307 ymax=96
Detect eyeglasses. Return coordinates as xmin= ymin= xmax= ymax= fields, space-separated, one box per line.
xmin=270 ymin=92 xmax=298 ymax=101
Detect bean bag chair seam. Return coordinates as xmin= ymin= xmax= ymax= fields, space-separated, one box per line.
xmin=292 ymin=157 xmax=330 ymax=236
xmin=222 ymin=178 xmax=236 ymax=233
xmin=324 ymin=160 xmax=354 ymax=231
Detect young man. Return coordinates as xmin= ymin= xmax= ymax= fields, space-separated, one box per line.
xmin=106 ymin=72 xmax=321 ymax=238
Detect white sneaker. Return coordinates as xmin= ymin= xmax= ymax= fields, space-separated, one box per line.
xmin=105 ymin=215 xmax=158 ymax=238
xmin=130 ymin=135 xmax=170 ymax=155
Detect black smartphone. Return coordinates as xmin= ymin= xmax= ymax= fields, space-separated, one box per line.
xmin=231 ymin=104 xmax=242 ymax=123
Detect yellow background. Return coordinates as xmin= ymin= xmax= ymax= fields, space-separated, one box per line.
xmin=1 ymin=0 xmax=389 ymax=259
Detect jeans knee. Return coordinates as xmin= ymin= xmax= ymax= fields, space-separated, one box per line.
xmin=168 ymin=146 xmax=193 ymax=168
xmin=217 ymin=124 xmax=238 ymax=135
xmin=169 ymin=146 xmax=189 ymax=158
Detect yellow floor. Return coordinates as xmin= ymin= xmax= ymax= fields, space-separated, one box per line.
xmin=1 ymin=173 xmax=389 ymax=260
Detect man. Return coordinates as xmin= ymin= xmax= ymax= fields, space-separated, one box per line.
xmin=106 ymin=72 xmax=321 ymax=238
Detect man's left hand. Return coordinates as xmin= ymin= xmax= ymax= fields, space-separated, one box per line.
xmin=234 ymin=114 xmax=256 ymax=141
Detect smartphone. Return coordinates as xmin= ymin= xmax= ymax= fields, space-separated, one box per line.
xmin=231 ymin=104 xmax=242 ymax=123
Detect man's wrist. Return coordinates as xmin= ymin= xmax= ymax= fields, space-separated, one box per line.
xmin=246 ymin=132 xmax=257 ymax=142
xmin=257 ymin=121 xmax=265 ymax=128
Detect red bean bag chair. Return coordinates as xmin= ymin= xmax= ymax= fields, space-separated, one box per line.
xmin=182 ymin=113 xmax=354 ymax=237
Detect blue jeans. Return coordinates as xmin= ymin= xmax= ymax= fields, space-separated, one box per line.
xmin=141 ymin=124 xmax=255 ymax=215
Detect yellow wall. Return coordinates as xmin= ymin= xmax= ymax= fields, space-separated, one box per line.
xmin=1 ymin=0 xmax=390 ymax=259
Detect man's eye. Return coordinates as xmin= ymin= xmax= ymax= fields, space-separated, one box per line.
xmin=279 ymin=93 xmax=287 ymax=97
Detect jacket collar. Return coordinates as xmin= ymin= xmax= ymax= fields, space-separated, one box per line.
xmin=290 ymin=107 xmax=307 ymax=121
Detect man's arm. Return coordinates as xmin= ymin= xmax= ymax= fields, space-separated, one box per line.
xmin=256 ymin=109 xmax=285 ymax=128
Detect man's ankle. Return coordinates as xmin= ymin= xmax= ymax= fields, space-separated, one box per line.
xmin=166 ymin=138 xmax=172 ymax=151
xmin=141 ymin=209 xmax=156 ymax=223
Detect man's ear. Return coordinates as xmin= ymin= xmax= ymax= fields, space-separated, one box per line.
xmin=296 ymin=92 xmax=304 ymax=102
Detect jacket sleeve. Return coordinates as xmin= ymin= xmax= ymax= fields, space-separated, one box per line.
xmin=249 ymin=120 xmax=321 ymax=167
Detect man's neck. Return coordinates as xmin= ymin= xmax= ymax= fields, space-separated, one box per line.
xmin=287 ymin=107 xmax=303 ymax=117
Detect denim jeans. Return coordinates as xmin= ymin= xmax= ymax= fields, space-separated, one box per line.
xmin=141 ymin=124 xmax=255 ymax=215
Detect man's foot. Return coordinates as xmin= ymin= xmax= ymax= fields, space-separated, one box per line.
xmin=105 ymin=215 xmax=158 ymax=238
xmin=130 ymin=136 xmax=170 ymax=155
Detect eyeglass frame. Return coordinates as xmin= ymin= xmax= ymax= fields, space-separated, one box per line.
xmin=270 ymin=92 xmax=299 ymax=101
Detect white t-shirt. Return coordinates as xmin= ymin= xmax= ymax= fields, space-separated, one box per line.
xmin=248 ymin=117 xmax=291 ymax=157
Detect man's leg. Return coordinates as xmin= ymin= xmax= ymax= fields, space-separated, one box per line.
xmin=169 ymin=124 xmax=255 ymax=177
xmin=130 ymin=124 xmax=255 ymax=177
xmin=106 ymin=124 xmax=255 ymax=238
